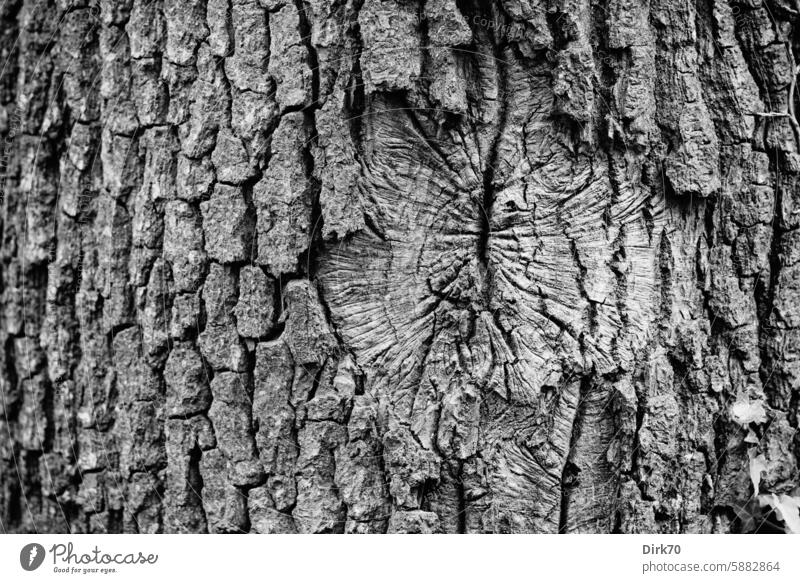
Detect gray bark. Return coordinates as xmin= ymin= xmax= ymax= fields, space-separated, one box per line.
xmin=0 ymin=0 xmax=799 ymax=534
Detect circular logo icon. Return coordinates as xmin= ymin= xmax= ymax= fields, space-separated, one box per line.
xmin=20 ymin=543 xmax=46 ymax=571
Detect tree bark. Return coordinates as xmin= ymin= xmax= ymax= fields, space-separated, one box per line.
xmin=1 ymin=0 xmax=798 ymax=534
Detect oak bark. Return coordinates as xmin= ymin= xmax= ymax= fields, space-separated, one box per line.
xmin=1 ymin=0 xmax=799 ymax=534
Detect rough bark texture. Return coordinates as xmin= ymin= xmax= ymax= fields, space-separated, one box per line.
xmin=1 ymin=0 xmax=799 ymax=534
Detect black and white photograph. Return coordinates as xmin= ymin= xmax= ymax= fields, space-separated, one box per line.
xmin=0 ymin=0 xmax=798 ymax=580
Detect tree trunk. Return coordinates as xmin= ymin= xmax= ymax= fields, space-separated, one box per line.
xmin=1 ymin=0 xmax=798 ymax=534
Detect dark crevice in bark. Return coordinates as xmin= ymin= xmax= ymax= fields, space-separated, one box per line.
xmin=345 ymin=0 xmax=366 ymax=162
xmin=760 ymin=149 xmax=786 ymax=408
xmin=567 ymin=234 xmax=597 ymax=334
xmin=558 ymin=458 xmax=580 ymax=533
xmin=3 ymin=336 xmax=19 ymax=417
xmin=468 ymin=0 xmax=508 ymax=277
xmin=611 ymin=224 xmax=630 ymax=330
xmin=299 ymin=181 xmax=323 ymax=278
xmin=545 ymin=10 xmax=569 ymax=52
xmin=107 ymin=506 xmax=123 ymax=534
xmin=294 ymin=0 xmax=320 ymax=105
xmin=699 ymin=198 xmax=717 ymax=337
xmin=629 ymin=371 xmax=648 ymax=497
xmin=418 ymin=477 xmax=438 ymax=512
xmin=478 ymin=159 xmax=495 ymax=268
xmin=611 ymin=506 xmax=623 ymax=534
xmin=766 ymin=151 xmax=786 ymax=324
xmin=306 ymin=360 xmax=326 ymax=404
xmin=558 ymin=376 xmax=590 ymax=533
xmin=711 ymin=413 xmax=729 ymax=490
xmin=456 ymin=460 xmax=466 ymax=534
xmin=361 ymin=211 xmax=386 ymax=241
xmin=42 ymin=376 xmax=55 ymax=454
xmin=656 ymin=228 xmax=673 ymax=331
